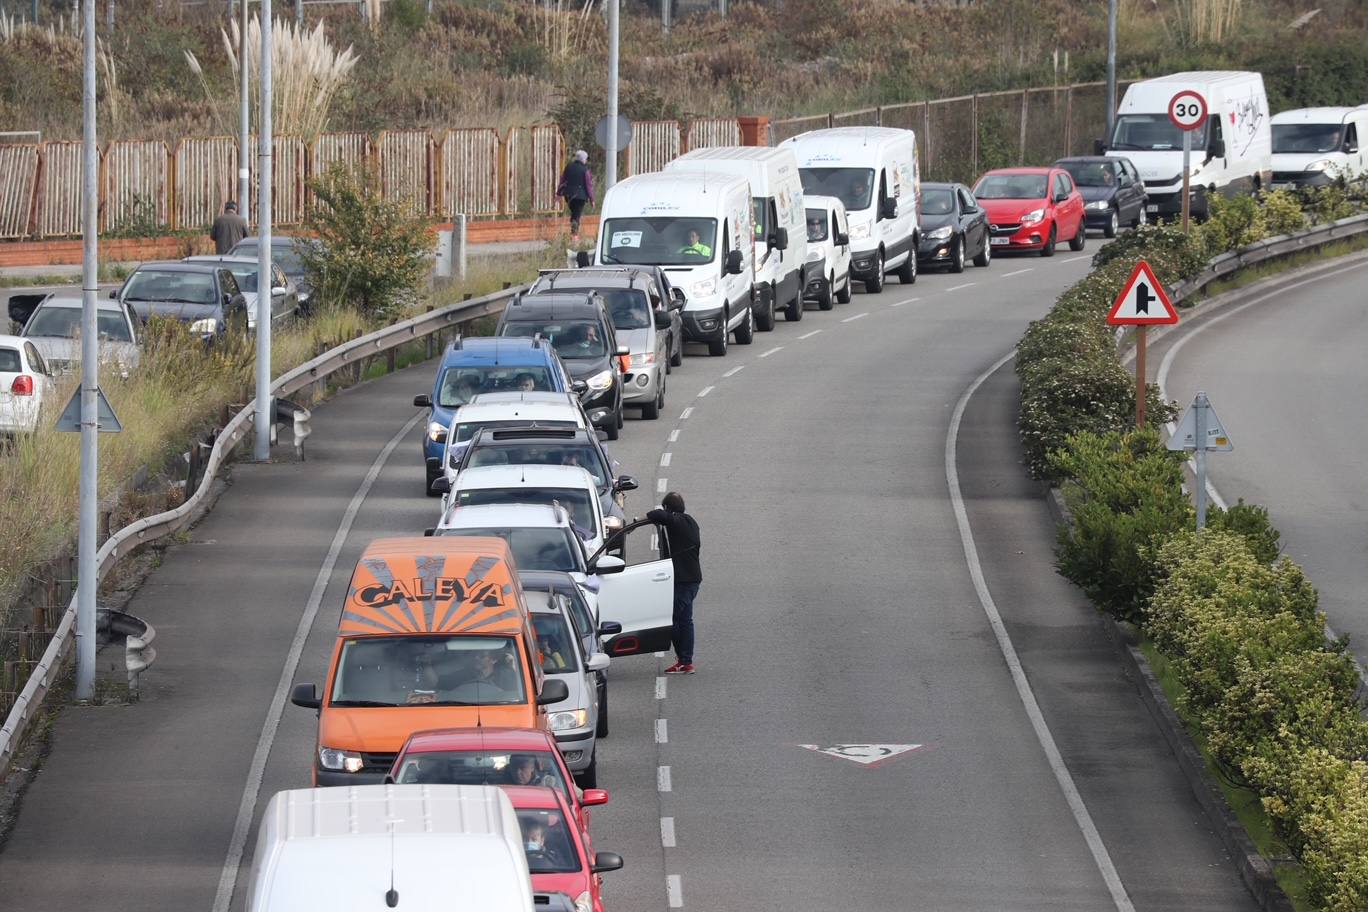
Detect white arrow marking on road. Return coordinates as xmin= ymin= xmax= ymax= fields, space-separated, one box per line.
xmin=798 ymin=743 xmax=924 ymax=767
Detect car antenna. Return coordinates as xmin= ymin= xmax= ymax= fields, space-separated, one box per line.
xmin=384 ymin=817 xmax=402 ymax=907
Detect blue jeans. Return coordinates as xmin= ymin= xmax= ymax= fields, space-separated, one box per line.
xmin=672 ymin=581 xmax=700 ymax=663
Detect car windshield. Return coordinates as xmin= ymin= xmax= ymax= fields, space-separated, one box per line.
xmin=393 ymin=748 xmax=572 ymax=800
xmin=517 ymin=809 xmax=581 ymax=875
xmin=1110 ymin=113 xmax=1208 ymax=151
xmin=799 ymin=168 xmax=874 ymax=212
xmin=805 ymin=209 xmax=829 ymax=242
xmin=601 ymin=289 xmax=652 ymax=330
xmin=531 ymin=613 xmax=580 ymax=672
xmin=973 ymin=174 xmax=1049 ymax=200
xmin=437 ymin=366 xmax=555 ymax=408
xmin=122 ymin=270 xmax=217 ymax=304
xmin=920 ymin=188 xmax=955 ymax=215
xmin=440 ymin=527 xmax=583 ymax=573
xmin=501 ymin=320 xmax=607 ymax=360
xmin=1272 ymin=123 xmax=1344 ymax=154
xmin=600 ymin=217 xmax=718 ymax=266
xmin=231 ymin=240 xmax=305 ymax=275
xmin=456 ymin=487 xmax=596 ymax=536
xmin=26 ymin=308 xmax=131 ymax=341
xmin=465 ymin=441 xmax=609 ymax=489
xmin=329 ymin=635 xmax=527 ymax=707
xmin=1060 ymin=161 xmax=1118 ymax=187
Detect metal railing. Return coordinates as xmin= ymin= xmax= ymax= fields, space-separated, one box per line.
xmin=0 ymin=282 xmax=523 ymax=777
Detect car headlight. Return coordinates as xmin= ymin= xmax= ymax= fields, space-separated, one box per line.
xmin=427 ymin=421 xmax=447 ymax=443
xmin=1020 ymin=208 xmax=1046 ymax=225
xmin=847 ymin=221 xmax=871 ymax=240
xmin=806 ymin=246 xmax=825 ymax=262
xmin=1087 ymin=200 xmax=1111 ymax=211
xmin=689 ymin=277 xmax=717 ymax=298
xmin=630 ymin=351 xmax=656 ymax=368
xmin=586 ymin=369 xmax=615 ymax=391
xmin=319 ymin=747 xmax=365 ymax=773
xmin=1305 ymin=159 xmax=1334 ymax=172
xmin=548 ymin=708 xmax=590 ymax=731
xmin=925 ymin=226 xmax=953 ymax=240
xmin=574 ymin=891 xmax=593 ymax=912
xmin=189 ymin=318 xmax=220 ymax=335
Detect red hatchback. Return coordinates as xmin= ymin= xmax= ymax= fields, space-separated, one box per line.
xmin=386 ymin=727 xmax=609 ymax=834
xmin=508 ymin=785 xmax=623 ymax=912
xmin=972 ymin=167 xmax=1086 ymax=256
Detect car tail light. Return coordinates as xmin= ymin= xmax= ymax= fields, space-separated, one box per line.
xmin=10 ymin=374 xmax=34 ymax=396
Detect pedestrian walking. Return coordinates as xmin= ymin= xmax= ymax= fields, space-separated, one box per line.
xmin=556 ymin=150 xmax=595 ymax=241
xmin=646 ymin=491 xmax=701 ymax=675
xmin=210 ymin=200 xmax=248 ymax=255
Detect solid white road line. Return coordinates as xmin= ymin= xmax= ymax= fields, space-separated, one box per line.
xmin=657 ymin=765 xmax=673 ymax=791
xmin=667 ymin=874 xmax=684 ymax=908
xmin=211 ymin=412 xmax=423 ymax=912
xmin=946 ymin=350 xmax=1136 ymax=912
xmin=680 ymin=406 xmax=693 ymax=420
xmin=657 ymin=478 xmax=668 ymax=494
xmin=759 ymin=346 xmax=784 ymax=358
xmin=1002 ymin=268 xmax=1034 ymax=277
xmin=660 ymin=452 xmax=672 ymax=467
xmin=946 ymin=282 xmax=977 ymax=292
xmin=1062 ymin=255 xmax=1091 ymax=263
xmin=668 ymin=429 xmax=680 ymax=443
xmin=660 ymin=817 xmax=677 ymax=848
xmin=655 ymin=719 xmax=669 ymax=743
xmin=799 ymin=329 xmax=823 ymax=339
xmin=841 ymin=312 xmax=869 ymax=323
xmin=697 ymin=385 xmax=714 ymax=397
xmin=723 ymin=365 xmax=745 ymax=377
xmin=655 ymin=676 xmax=667 ymax=700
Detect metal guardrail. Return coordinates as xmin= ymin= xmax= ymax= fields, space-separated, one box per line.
xmin=0 ymin=282 xmax=524 ymax=777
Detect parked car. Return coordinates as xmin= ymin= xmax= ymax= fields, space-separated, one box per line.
xmin=228 ymin=234 xmax=317 ymax=307
xmin=506 ymin=785 xmax=623 ymax=912
xmin=916 ymin=182 xmax=991 ymax=272
xmin=802 ymin=194 xmax=853 ymax=309
xmin=18 ymin=294 xmax=141 ymax=377
xmin=183 ymin=255 xmax=301 ymax=328
xmin=113 ymin=261 xmax=249 ymax=340
xmin=973 ymin=167 xmax=1086 ymax=256
xmin=1054 ymin=156 xmax=1148 ymax=237
xmin=0 ymin=335 xmax=55 ymax=435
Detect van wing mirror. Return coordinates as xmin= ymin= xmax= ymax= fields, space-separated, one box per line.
xmin=834 ymin=231 xmax=849 ymax=246
xmin=1208 ymin=138 xmax=1226 ymax=159
xmin=670 ymin=286 xmax=687 ymax=307
xmin=653 ymin=309 xmax=672 ymax=329
xmin=598 ymin=621 xmax=623 ymax=637
xmin=537 ymin=678 xmax=570 ymax=705
xmin=1346 ymin=141 xmax=1360 ymax=154
xmin=768 ymin=227 xmax=789 ymax=250
xmin=725 ymin=249 xmax=744 ymax=275
xmin=1093 ymin=138 xmax=1108 ymax=156
xmin=575 ymin=250 xmax=591 ymax=268
xmin=290 ymin=682 xmax=321 ymax=709
xmin=880 ymin=198 xmax=897 ymax=220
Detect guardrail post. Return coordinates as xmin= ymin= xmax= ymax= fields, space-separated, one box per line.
xmin=386 ymin=347 xmax=397 ymax=374
xmin=425 ymin=306 xmax=436 ymax=359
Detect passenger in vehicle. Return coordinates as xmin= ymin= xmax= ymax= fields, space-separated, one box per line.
xmin=515 ymin=372 xmax=539 ymax=392
xmin=807 ymin=214 xmax=826 ymax=242
xmin=470 ymin=648 xmax=520 ymax=693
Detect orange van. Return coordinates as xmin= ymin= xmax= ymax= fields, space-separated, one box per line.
xmin=289 ymin=536 xmax=567 ymax=786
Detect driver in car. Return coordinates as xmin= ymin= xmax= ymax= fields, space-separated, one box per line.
xmin=807 ymin=214 xmax=826 ymax=241
xmin=469 ymin=648 xmax=520 ymax=693
xmin=679 ymin=229 xmax=712 ymax=258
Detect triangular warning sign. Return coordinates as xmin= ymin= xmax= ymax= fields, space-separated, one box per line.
xmin=55 ymin=387 xmax=123 ymax=433
xmin=1107 ymin=259 xmax=1179 ymax=326
xmin=1166 ymin=397 xmax=1233 ymax=452
xmin=798 ymin=743 xmax=924 ymax=768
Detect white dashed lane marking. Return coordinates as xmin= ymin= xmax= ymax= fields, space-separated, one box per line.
xmin=891 ymin=297 xmax=920 ymax=307
xmin=758 ymin=346 xmax=784 ymax=358
xmin=657 ymin=765 xmax=673 ymax=791
xmin=1002 ymin=268 xmax=1034 ymax=277
xmin=660 ymin=453 xmax=672 ymax=467
xmin=668 ymin=429 xmax=680 ymax=443
xmin=680 ymin=407 xmax=693 ymax=420
xmin=660 ymin=817 xmax=677 ymax=848
xmin=655 ymin=676 xmax=667 ymax=699
xmin=1062 ymin=254 xmax=1091 ymax=263
xmin=667 ymin=874 xmax=684 ymax=908
xmin=655 ymin=719 xmax=669 ymax=743
xmin=656 ymin=478 xmax=668 ymax=494
xmin=946 ymin=282 xmax=977 ymax=292
xmin=723 ymin=365 xmax=745 ymax=377
xmin=841 ymin=312 xmax=869 ymax=323
xmin=799 ymin=329 xmax=822 ymax=339
xmin=697 ymin=385 xmax=714 ymax=397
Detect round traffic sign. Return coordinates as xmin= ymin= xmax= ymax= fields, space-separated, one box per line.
xmin=1167 ymin=90 xmax=1208 ymax=132
xmin=594 ymin=114 xmax=633 ymax=152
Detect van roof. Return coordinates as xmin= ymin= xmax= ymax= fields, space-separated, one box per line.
xmin=671 ymin=145 xmax=796 ymax=164
xmin=602 ymin=170 xmax=750 ymax=209
xmin=1128 ymin=70 xmax=1262 ymax=87
xmin=340 ymin=537 xmax=523 ymax=637
xmin=1271 ymin=107 xmax=1359 ymax=124
xmin=801 ymin=193 xmax=846 ymax=211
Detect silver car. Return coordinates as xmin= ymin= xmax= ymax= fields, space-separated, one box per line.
xmin=183 ymin=255 xmax=301 ymax=329
xmin=19 ymin=293 xmax=141 ymax=377
xmin=526 ymin=588 xmax=609 ymax=787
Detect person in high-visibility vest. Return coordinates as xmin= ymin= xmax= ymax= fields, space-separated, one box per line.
xmin=679 ymin=229 xmax=712 ymax=258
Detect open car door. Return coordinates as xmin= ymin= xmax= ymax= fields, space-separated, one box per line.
xmin=587 ymin=519 xmax=674 ymax=656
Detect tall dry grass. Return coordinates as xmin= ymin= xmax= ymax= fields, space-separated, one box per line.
xmin=1163 ymin=0 xmax=1245 ymax=46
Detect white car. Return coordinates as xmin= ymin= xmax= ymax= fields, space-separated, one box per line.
xmin=19 ymin=294 xmax=141 ymax=377
xmin=526 ymin=588 xmax=609 ymax=786
xmin=0 ymin=334 xmax=56 ymax=435
xmin=444 ymin=464 xmax=606 ymax=554
xmin=802 ymin=194 xmax=854 ymax=310
xmin=440 ymin=391 xmax=589 ymax=485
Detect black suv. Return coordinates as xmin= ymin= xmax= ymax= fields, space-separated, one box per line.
xmin=496 ymin=291 xmax=626 ymax=439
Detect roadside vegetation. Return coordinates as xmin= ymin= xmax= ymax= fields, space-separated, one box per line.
xmin=1019 ymin=181 xmax=1368 ymax=910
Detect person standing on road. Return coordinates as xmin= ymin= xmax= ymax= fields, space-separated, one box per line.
xmin=556 ymin=150 xmax=595 ymax=242
xmin=646 ymin=491 xmax=701 ymax=675
xmin=210 ymin=200 xmax=248 ymax=255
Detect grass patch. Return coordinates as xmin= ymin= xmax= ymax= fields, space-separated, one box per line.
xmin=1193 ymin=233 xmax=1368 ymax=302
xmin=1138 ymin=638 xmax=1314 ymax=911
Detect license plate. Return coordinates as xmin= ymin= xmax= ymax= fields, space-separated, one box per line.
xmin=1146 ymin=204 xmax=1159 ymax=213
xmin=990 ymin=237 xmax=1010 ymax=246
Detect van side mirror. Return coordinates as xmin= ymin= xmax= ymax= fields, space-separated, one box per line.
xmin=537 ymin=678 xmax=570 ymax=705
xmin=1347 ymin=141 xmax=1360 ymax=154
xmin=575 ymin=251 xmax=591 ymax=268
xmin=1208 ymin=138 xmax=1226 ymax=159
xmin=670 ymin=287 xmax=686 ymax=307
xmin=571 ymin=379 xmax=589 ymax=395
xmin=767 ymin=227 xmax=789 ymax=250
xmin=653 ymin=310 xmax=671 ymax=329
xmin=290 ymin=682 xmax=320 ymax=709
xmin=413 ymin=394 xmax=432 ymax=408
xmin=1093 ymin=138 xmax=1107 ymax=155
xmin=429 ymin=476 xmax=450 ymax=494
xmin=834 ymin=231 xmax=849 ymax=246
xmin=880 ymin=198 xmax=897 ymax=220
xmin=725 ymin=249 xmax=744 ymax=275
xmin=591 ymin=852 xmax=625 ymax=874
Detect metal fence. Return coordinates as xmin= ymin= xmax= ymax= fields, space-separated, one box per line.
xmin=625 ymin=121 xmax=681 ymax=177
xmin=0 ymin=144 xmax=39 ymax=239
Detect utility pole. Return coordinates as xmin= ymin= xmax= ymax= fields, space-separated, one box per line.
xmin=239 ymin=0 xmax=251 ymax=224
xmin=254 ymin=0 xmax=273 ymax=462
xmin=1105 ymin=0 xmax=1118 ymax=141
xmin=661 ymin=0 xmax=669 ymax=34
xmin=605 ymin=0 xmax=619 ymax=190
xmin=75 ymin=0 xmax=99 ymax=702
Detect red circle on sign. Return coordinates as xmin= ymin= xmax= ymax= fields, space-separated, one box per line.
xmin=1167 ymin=90 xmax=1208 ymax=131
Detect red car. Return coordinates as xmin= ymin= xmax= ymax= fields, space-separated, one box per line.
xmin=972 ymin=167 xmax=1086 ymax=257
xmin=507 ymin=784 xmax=623 ymax=912
xmin=385 ymin=727 xmax=609 ymax=834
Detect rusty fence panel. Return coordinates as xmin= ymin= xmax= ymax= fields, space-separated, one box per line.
xmin=768 ymin=114 xmax=827 ymax=146
xmin=378 ymin=130 xmax=435 ymax=217
xmin=438 ymin=128 xmax=501 ymax=217
xmin=625 ymin=121 xmax=681 ymax=176
xmin=38 ymin=142 xmax=82 ymax=238
xmin=685 ymin=118 xmax=740 ymax=151
xmin=529 ymin=124 xmax=564 ymax=214
xmin=101 ymin=140 xmax=170 ymax=234
xmin=312 ymin=131 xmax=370 ymax=178
xmin=503 ymin=127 xmax=523 ymax=215
xmin=0 ymin=145 xmax=39 ymax=240
xmin=255 ymin=136 xmax=307 ymax=226
xmin=174 ymin=136 xmax=236 ymax=232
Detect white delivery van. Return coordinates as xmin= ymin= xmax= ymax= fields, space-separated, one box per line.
xmin=595 ymin=171 xmax=755 ymax=357
xmin=801 ymin=194 xmax=853 ymax=310
xmin=1270 ymin=107 xmax=1368 ymax=188
xmin=782 ymin=127 xmax=921 ymax=293
xmin=664 ymin=146 xmax=808 ymax=327
xmin=1102 ymin=71 xmax=1273 ymax=221
xmin=246 ymin=784 xmax=535 ymax=912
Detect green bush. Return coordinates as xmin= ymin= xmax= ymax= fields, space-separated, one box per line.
xmin=1265 ymin=750 xmax=1368 ymax=912
xmin=1259 ymin=189 xmax=1310 ymax=237
xmin=1206 ymin=499 xmax=1282 ymax=565
xmin=1198 ymin=194 xmax=1267 ymax=258
xmin=1090 ymin=222 xmax=1206 ymax=278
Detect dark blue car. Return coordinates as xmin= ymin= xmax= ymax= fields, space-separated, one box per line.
xmin=413 ymin=337 xmax=574 ymax=494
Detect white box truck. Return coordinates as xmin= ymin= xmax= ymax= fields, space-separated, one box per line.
xmin=1102 ymin=71 xmax=1273 ymax=221
xmin=664 ymin=145 xmax=809 ymax=327
xmin=781 ymin=126 xmax=921 ymax=293
xmin=245 ymin=784 xmax=536 ymax=912
xmin=595 ymin=171 xmax=755 ymax=357
xmin=1271 ymin=106 xmax=1368 ymax=188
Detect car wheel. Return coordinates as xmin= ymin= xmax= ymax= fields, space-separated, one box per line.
xmin=734 ymin=303 xmax=754 ymax=345
xmin=575 ymin=752 xmax=598 ymax=789
xmin=864 ymin=251 xmax=885 ymax=293
xmin=817 ymin=272 xmax=835 ymax=310
xmin=1040 ymin=225 xmax=1057 ymax=257
xmin=642 ymin=373 xmax=663 ymax=420
xmin=670 ymin=336 xmax=683 ymax=366
xmin=596 ymin=678 xmax=608 ymax=738
xmin=1134 ymin=206 xmax=1148 ymax=229
xmin=1104 ymin=208 xmax=1119 ymax=239
xmin=755 ymin=285 xmax=776 ymax=332
xmin=785 ymin=284 xmax=804 ymax=321
xmin=1069 ymin=222 xmax=1086 ymax=251
xmin=973 ymin=236 xmax=991 ymax=268
xmin=664 ymin=342 xmax=672 ymax=375
xmin=896 ymin=249 xmax=917 ymax=284
xmin=836 ymin=273 xmax=852 ymax=303
xmin=950 ymin=237 xmax=965 ymax=274
xmin=708 ymin=311 xmax=729 ymax=357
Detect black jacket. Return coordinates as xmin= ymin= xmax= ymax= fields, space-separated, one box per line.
xmin=557 ymin=160 xmax=594 ymax=203
xmin=646 ymin=508 xmax=701 ymax=584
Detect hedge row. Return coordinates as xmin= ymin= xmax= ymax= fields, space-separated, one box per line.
xmin=1022 ymin=183 xmax=1368 ymax=910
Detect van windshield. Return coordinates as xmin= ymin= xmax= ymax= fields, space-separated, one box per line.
xmin=329 ymin=635 xmax=527 ymax=707
xmin=601 ymin=218 xmax=718 ymax=266
xmin=1272 ymin=123 xmax=1344 ymax=154
xmin=1110 ymin=114 xmax=1208 ymax=151
xmin=799 ymin=168 xmax=874 ymax=212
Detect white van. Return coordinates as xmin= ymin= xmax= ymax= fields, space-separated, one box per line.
xmin=596 ymin=171 xmax=754 ymax=357
xmin=246 ymin=784 xmax=534 ymax=912
xmin=801 ymin=194 xmax=853 ymax=310
xmin=1271 ymin=107 xmax=1368 ymax=188
xmin=664 ymin=146 xmax=808 ymax=327
xmin=782 ymin=127 xmax=921 ymax=293
xmin=1102 ymin=71 xmax=1273 ymax=220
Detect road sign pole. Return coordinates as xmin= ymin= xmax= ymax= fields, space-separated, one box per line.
xmin=254 ymin=0 xmax=273 ymax=462
xmin=1134 ymin=325 xmax=1147 ymax=427
xmin=1194 ymin=391 xmax=1209 ymax=532
xmin=1181 ymin=128 xmax=1192 ymax=233
xmin=1105 ymin=0 xmax=1118 ymax=141
xmin=239 ymin=0 xmax=250 ymax=224
xmin=605 ymin=0 xmax=620 ymax=191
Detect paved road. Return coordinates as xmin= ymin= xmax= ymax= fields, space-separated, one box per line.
xmin=1155 ymin=253 xmax=1368 ymax=669
xmin=0 ymin=242 xmax=1255 ymax=911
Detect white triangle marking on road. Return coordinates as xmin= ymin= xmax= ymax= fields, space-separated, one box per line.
xmin=798 ymin=743 xmax=923 ymax=767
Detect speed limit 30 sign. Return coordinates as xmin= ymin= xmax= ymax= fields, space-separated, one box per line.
xmin=1168 ymin=90 xmax=1208 ymax=131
